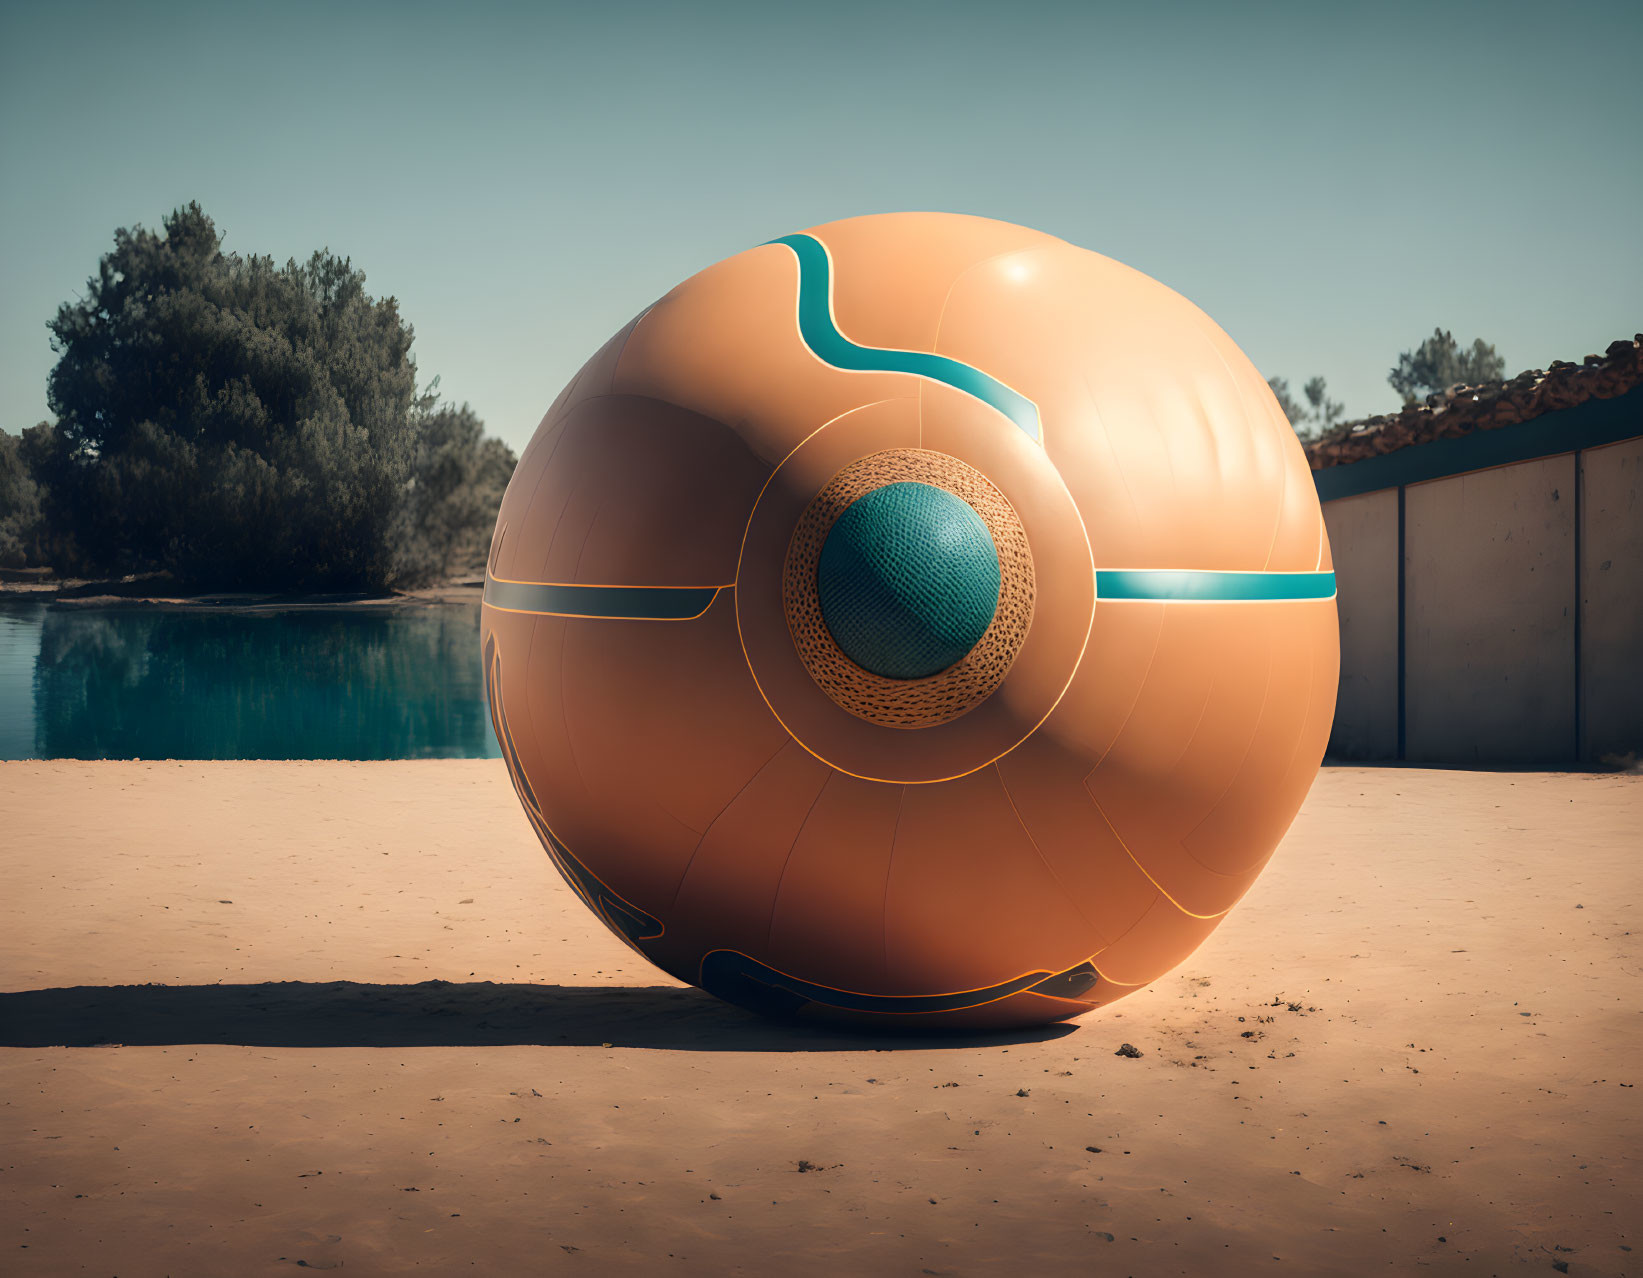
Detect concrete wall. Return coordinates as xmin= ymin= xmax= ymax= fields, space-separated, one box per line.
xmin=1402 ymin=455 xmax=1576 ymax=764
xmin=1317 ymin=385 xmax=1641 ymax=766
xmin=1580 ymin=436 xmax=1643 ymax=762
xmin=1322 ymin=489 xmax=1399 ymax=760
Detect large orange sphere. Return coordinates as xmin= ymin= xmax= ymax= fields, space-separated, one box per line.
xmin=482 ymin=213 xmax=1338 ymax=1029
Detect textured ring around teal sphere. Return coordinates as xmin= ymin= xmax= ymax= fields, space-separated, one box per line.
xmin=815 ymin=482 xmax=1002 ymax=680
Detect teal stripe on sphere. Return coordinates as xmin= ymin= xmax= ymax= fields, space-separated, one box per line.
xmin=817 ymin=483 xmax=1001 ymax=680
xmin=1096 ymin=570 xmax=1337 ymax=601
xmin=484 ymin=577 xmax=719 ymax=619
xmin=767 ymin=233 xmax=1041 ymax=442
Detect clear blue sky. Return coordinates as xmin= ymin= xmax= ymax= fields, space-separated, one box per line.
xmin=3 ymin=0 xmax=1638 ymax=454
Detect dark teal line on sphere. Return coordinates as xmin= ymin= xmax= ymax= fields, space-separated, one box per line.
xmin=1097 ymin=570 xmax=1337 ymax=601
xmin=698 ymin=949 xmax=1101 ymax=1017
xmin=485 ymin=571 xmax=1333 ymax=617
xmin=483 ymin=576 xmax=720 ymax=619
xmin=766 ymin=233 xmax=1042 ymax=443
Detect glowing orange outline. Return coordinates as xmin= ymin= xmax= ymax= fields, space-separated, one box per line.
xmin=484 ymin=634 xmax=668 ymax=948
xmin=729 ymin=413 xmax=1097 ymax=787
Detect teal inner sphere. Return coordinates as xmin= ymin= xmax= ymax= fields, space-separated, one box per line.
xmin=816 ymin=482 xmax=1001 ymax=680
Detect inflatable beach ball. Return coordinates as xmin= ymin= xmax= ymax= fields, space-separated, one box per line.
xmin=482 ymin=213 xmax=1338 ymax=1029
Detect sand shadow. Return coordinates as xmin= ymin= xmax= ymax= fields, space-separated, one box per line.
xmin=0 ymin=980 xmax=1079 ymax=1051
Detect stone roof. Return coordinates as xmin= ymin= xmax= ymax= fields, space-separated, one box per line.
xmin=1304 ymin=335 xmax=1643 ymax=470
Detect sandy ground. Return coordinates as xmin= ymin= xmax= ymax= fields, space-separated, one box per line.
xmin=0 ymin=762 xmax=1637 ymax=1277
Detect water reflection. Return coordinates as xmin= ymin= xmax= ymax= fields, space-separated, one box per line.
xmin=0 ymin=600 xmax=498 ymax=760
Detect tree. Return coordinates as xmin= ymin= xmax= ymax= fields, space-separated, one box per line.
xmin=42 ymin=203 xmax=422 ymax=589
xmin=1388 ymin=328 xmax=1506 ymax=404
xmin=1302 ymin=376 xmax=1344 ymax=433
xmin=0 ymin=428 xmax=42 ymax=568
xmin=392 ymin=399 xmax=516 ymax=586
xmin=1267 ymin=377 xmax=1306 ymax=430
xmin=1267 ymin=375 xmax=1344 ymax=442
xmin=0 ymin=423 xmax=54 ymax=569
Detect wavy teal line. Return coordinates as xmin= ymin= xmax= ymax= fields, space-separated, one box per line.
xmin=767 ymin=233 xmax=1041 ymax=443
xmin=1097 ymin=570 xmax=1336 ymax=601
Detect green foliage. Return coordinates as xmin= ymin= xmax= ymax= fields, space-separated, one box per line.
xmin=1267 ymin=376 xmax=1305 ymax=430
xmin=1267 ymin=375 xmax=1344 ymax=442
xmin=1302 ymin=376 xmax=1344 ymax=432
xmin=1388 ymin=328 xmax=1506 ymax=404
xmin=0 ymin=429 xmax=39 ymax=567
xmin=392 ymin=399 xmax=516 ymax=587
xmin=0 ymin=423 xmax=55 ymax=569
xmin=36 ymin=202 xmax=512 ymax=590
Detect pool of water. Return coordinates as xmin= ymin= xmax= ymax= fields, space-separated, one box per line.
xmin=0 ymin=599 xmax=500 ymax=760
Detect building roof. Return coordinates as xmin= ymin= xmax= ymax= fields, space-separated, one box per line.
xmin=1305 ymin=335 xmax=1642 ymax=471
